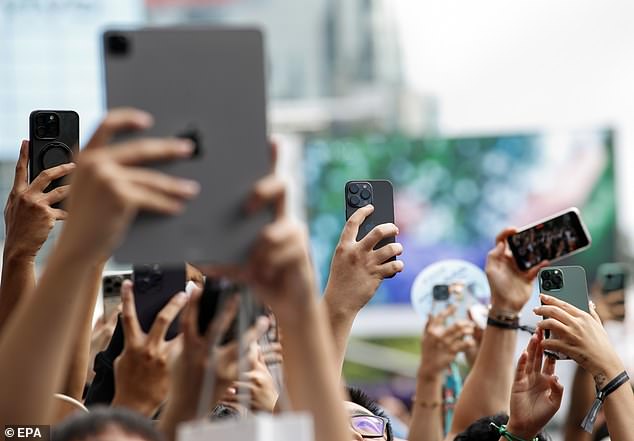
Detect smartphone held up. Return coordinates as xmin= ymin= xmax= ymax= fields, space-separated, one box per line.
xmin=507 ymin=208 xmax=591 ymax=271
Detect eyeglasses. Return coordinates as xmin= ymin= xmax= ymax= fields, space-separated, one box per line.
xmin=350 ymin=414 xmax=388 ymax=438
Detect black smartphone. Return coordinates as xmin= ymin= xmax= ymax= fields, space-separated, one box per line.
xmin=29 ymin=110 xmax=79 ymax=191
xmin=132 ymin=263 xmax=187 ymax=340
xmin=598 ymin=263 xmax=627 ymax=321
xmin=507 ymin=208 xmax=591 ymax=271
xmin=345 ymin=180 xmax=397 ymax=268
xmin=102 ymin=271 xmax=132 ymax=318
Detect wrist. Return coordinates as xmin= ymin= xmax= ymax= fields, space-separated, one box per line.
xmin=323 ymin=290 xmax=358 ymax=321
xmin=490 ymin=302 xmax=523 ymax=316
xmin=2 ymin=246 xmax=36 ymax=265
xmin=112 ymin=392 xmax=159 ymax=417
xmin=505 ymin=420 xmax=538 ymax=440
xmin=417 ymin=365 xmax=444 ymax=384
xmin=592 ymin=360 xmax=626 ymax=389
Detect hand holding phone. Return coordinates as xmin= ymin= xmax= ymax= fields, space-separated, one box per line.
xmin=538 ymin=266 xmax=590 ymax=360
xmin=29 ymin=110 xmax=79 ymax=196
xmin=507 ymin=208 xmax=591 ymax=271
xmin=3 ymin=140 xmax=74 ymax=259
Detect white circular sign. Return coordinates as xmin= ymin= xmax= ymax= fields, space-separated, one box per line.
xmin=411 ymin=259 xmax=491 ymax=327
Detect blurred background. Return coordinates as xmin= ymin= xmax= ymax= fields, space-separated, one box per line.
xmin=2 ymin=0 xmax=634 ymax=438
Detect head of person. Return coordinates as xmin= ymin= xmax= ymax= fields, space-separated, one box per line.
xmin=53 ymin=407 xmax=163 ymax=441
xmin=454 ymin=414 xmax=549 ymax=441
xmin=345 ymin=387 xmax=393 ymax=441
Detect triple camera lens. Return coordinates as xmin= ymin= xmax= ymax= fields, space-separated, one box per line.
xmin=347 ymin=182 xmax=372 ymax=208
xmin=35 ymin=113 xmax=60 ymax=139
xmin=541 ymin=269 xmax=563 ymax=291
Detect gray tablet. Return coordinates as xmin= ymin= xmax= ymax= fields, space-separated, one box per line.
xmin=102 ymin=26 xmax=271 ymax=265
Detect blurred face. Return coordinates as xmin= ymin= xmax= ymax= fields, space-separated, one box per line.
xmin=344 ymin=401 xmax=389 ymax=440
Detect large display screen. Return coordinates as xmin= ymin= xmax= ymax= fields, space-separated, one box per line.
xmin=304 ymin=130 xmax=616 ymax=305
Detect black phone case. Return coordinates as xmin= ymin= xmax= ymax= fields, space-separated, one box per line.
xmin=132 ymin=263 xmax=186 ymax=340
xmin=29 ymin=110 xmax=79 ymax=190
xmin=345 ymin=180 xmax=396 ymax=267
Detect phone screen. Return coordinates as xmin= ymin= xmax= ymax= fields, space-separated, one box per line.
xmin=508 ymin=210 xmax=590 ymax=271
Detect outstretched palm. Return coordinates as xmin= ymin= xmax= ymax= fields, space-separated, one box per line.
xmin=508 ymin=331 xmax=564 ymax=436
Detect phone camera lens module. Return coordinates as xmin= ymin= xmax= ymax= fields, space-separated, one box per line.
xmin=348 ymin=183 xmax=359 ymax=194
xmin=360 ymin=189 xmax=371 ymax=200
xmin=543 ymin=280 xmax=553 ymax=290
xmin=349 ymin=195 xmax=361 ymax=206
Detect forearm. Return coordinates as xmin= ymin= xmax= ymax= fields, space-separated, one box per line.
xmin=409 ymin=373 xmax=444 ymax=441
xmin=0 ymin=252 xmax=36 ymax=335
xmin=63 ymin=261 xmax=106 ymax=400
xmin=279 ymin=299 xmax=350 ymax=441
xmin=323 ymin=289 xmax=357 ymax=375
xmin=564 ymin=366 xmax=595 ymax=441
xmin=450 ymin=326 xmax=517 ymax=434
xmin=0 ymin=245 xmax=95 ymax=424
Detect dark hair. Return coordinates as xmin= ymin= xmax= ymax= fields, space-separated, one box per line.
xmin=346 ymin=386 xmax=394 ymax=441
xmin=53 ymin=406 xmax=163 ymax=441
xmin=210 ymin=404 xmax=241 ymax=421
xmin=454 ymin=413 xmax=549 ymax=441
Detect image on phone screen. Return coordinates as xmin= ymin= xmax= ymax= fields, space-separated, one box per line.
xmin=508 ymin=209 xmax=591 ymax=271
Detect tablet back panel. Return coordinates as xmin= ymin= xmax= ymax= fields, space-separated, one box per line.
xmin=103 ymin=27 xmax=271 ymax=265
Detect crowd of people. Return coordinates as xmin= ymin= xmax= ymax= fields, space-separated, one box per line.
xmin=0 ymin=108 xmax=633 ymax=441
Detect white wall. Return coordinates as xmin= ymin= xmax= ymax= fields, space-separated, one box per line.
xmin=393 ymin=0 xmax=634 ymax=245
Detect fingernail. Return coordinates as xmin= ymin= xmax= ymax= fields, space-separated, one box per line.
xmin=178 ymin=139 xmax=195 ymax=152
xmin=138 ymin=112 xmax=154 ymax=126
xmin=180 ymin=180 xmax=200 ymax=195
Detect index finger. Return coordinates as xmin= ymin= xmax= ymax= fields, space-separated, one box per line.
xmin=340 ymin=205 xmax=374 ymax=243
xmin=86 ymin=108 xmax=153 ymax=149
xmin=430 ymin=304 xmax=457 ymax=326
xmin=120 ymin=280 xmax=142 ymax=342
xmin=495 ymin=227 xmax=518 ymax=244
xmin=539 ymin=293 xmax=585 ymax=317
xmin=111 ymin=138 xmax=195 ymax=165
xmin=12 ymin=140 xmax=29 ymax=191
xmin=245 ymin=174 xmax=286 ymax=219
xmin=148 ymin=291 xmax=188 ymax=344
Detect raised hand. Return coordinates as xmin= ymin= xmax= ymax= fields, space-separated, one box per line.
xmin=535 ymin=294 xmax=625 ymax=387
xmin=112 ymin=280 xmax=186 ymax=417
xmin=419 ymin=306 xmax=474 ymax=380
xmin=220 ymin=346 xmax=279 ymax=413
xmin=486 ymin=228 xmax=547 ymax=314
xmin=59 ymin=108 xmax=200 ymax=261
xmin=324 ymin=204 xmax=403 ymax=315
xmin=4 ymin=140 xmax=73 ymax=260
xmin=506 ymin=330 xmax=563 ymax=440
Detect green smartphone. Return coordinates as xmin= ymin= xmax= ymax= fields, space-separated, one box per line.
xmin=538 ymin=265 xmax=590 ymax=359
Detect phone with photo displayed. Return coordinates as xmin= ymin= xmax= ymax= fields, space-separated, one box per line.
xmin=507 ymin=208 xmax=591 ymax=271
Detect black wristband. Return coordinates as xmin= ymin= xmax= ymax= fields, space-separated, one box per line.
xmin=487 ymin=317 xmax=536 ymax=334
xmin=581 ymin=370 xmax=630 ymax=433
xmin=487 ymin=317 xmax=518 ymax=330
